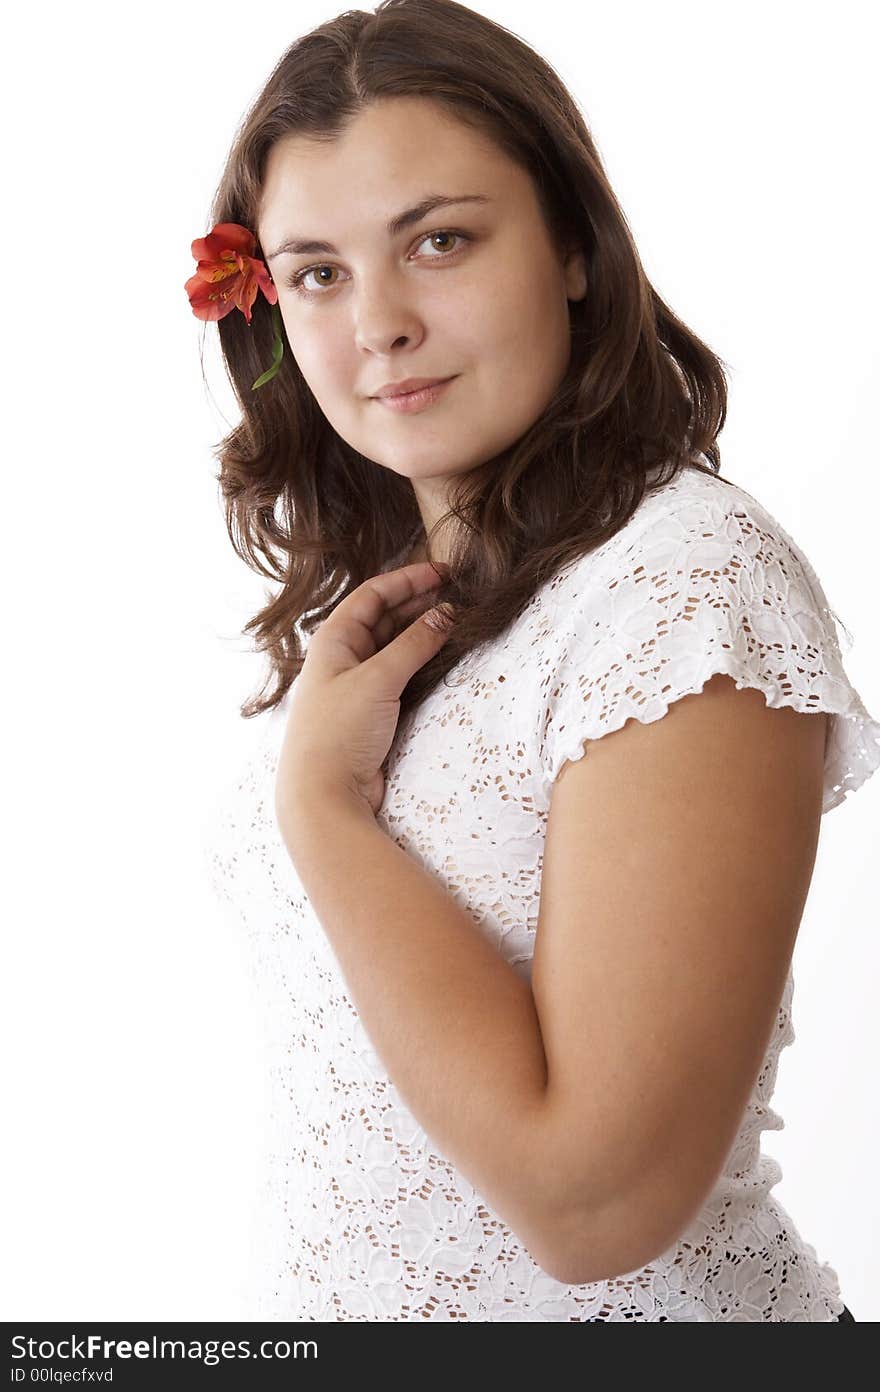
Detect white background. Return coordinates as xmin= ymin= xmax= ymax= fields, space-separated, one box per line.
xmin=2 ymin=0 xmax=877 ymax=1321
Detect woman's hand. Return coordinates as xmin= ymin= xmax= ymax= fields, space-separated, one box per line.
xmin=275 ymin=560 xmax=455 ymax=825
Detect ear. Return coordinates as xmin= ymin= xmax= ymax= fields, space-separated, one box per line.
xmin=563 ymin=245 xmax=587 ymax=302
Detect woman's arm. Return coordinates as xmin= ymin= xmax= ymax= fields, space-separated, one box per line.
xmin=277 ymin=780 xmax=577 ymax=1282
xmin=531 ymin=674 xmax=827 ymax=1282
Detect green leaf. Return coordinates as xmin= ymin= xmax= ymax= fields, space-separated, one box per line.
xmin=251 ymin=302 xmax=285 ymax=390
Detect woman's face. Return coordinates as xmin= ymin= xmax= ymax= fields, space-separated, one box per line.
xmin=257 ymin=97 xmax=586 ymax=532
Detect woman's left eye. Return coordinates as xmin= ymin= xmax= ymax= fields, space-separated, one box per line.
xmin=285 ymin=229 xmax=470 ymax=295
xmin=416 ymin=229 xmax=468 ymax=258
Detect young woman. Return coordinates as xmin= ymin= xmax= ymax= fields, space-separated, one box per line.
xmin=195 ymin=0 xmax=877 ymax=1320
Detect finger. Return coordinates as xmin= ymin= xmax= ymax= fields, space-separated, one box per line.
xmin=374 ymin=588 xmax=446 ymax=645
xmin=320 ymin=561 xmax=448 ymax=668
xmin=366 ymin=598 xmax=456 ymax=688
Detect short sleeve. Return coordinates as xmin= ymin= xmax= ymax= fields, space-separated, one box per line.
xmin=538 ymin=482 xmax=880 ymax=814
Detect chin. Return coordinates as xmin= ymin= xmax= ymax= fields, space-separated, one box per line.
xmin=373 ymin=446 xmax=471 ymax=477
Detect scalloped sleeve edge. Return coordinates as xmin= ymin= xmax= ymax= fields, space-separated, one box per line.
xmin=543 ymin=650 xmax=880 ymax=816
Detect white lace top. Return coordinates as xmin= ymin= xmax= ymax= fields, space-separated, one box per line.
xmin=203 ymin=462 xmax=880 ymax=1321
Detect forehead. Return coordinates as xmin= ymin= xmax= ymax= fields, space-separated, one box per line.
xmin=258 ymin=98 xmax=520 ymax=242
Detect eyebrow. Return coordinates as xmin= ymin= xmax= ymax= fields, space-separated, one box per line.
xmin=265 ymin=193 xmax=492 ymax=261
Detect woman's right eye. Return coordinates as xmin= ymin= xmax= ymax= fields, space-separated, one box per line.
xmin=287 ymin=264 xmax=341 ymax=294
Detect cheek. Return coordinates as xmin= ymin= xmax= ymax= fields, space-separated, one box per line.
xmin=469 ymin=255 xmax=566 ymax=358
xmin=472 ymin=291 xmax=571 ymax=436
xmin=513 ymin=260 xmax=569 ymax=344
xmin=480 ymin=278 xmax=568 ymax=381
xmin=288 ymin=322 xmax=348 ymax=383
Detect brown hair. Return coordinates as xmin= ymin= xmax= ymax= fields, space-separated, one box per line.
xmin=202 ymin=0 xmax=733 ymax=720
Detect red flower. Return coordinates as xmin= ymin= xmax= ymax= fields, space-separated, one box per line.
xmin=185 ymin=222 xmax=278 ymax=325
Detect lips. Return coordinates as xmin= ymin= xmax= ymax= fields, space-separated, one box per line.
xmin=372 ymin=376 xmax=453 ymax=399
xmin=372 ymin=377 xmax=456 ymax=413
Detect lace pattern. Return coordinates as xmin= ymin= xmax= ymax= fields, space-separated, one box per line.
xmin=203 ymin=465 xmax=878 ymax=1319
xmin=536 ymin=473 xmax=880 ymax=812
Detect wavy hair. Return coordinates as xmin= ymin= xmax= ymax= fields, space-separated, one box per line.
xmin=203 ymin=0 xmax=733 ymax=720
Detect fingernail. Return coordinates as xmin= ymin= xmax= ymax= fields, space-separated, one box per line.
xmin=424 ymin=602 xmax=455 ymax=632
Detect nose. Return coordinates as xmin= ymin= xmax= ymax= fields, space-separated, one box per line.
xmin=353 ymin=275 xmax=426 ymax=356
